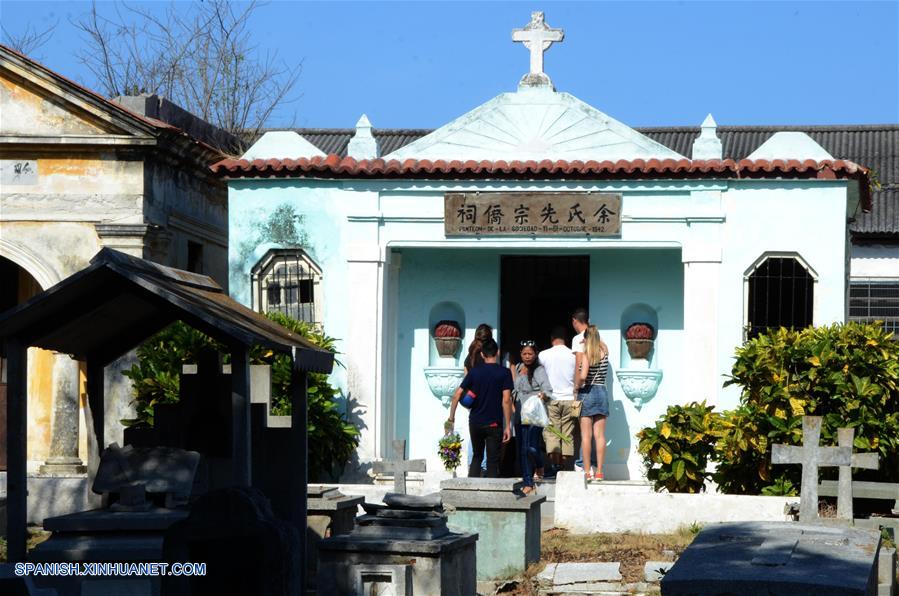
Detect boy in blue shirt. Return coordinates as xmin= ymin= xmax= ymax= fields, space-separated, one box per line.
xmin=447 ymin=338 xmax=513 ymax=478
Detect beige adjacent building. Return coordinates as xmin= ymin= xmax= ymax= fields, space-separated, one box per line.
xmin=0 ymin=44 xmax=231 ymax=480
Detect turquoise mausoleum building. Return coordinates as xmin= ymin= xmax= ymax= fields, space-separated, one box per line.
xmin=214 ymin=13 xmax=871 ymax=481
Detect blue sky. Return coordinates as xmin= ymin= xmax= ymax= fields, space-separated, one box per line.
xmin=2 ymin=1 xmax=898 ymax=129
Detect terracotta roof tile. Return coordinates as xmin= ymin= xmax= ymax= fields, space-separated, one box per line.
xmin=211 ymin=154 xmax=872 ymax=211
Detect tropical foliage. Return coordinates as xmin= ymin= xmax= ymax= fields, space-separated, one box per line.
xmin=638 ymin=322 xmax=899 ymax=494
xmin=637 ymin=401 xmax=720 ymax=493
xmin=122 ymin=314 xmax=359 ymax=480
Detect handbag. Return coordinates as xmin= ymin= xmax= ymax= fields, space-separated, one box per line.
xmin=570 ymin=398 xmax=583 ymax=418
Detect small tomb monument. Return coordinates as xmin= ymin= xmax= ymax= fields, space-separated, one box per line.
xmin=317 ymin=493 xmax=477 ymax=595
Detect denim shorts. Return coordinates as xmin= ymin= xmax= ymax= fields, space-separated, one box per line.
xmin=577 ymin=384 xmax=609 ymax=417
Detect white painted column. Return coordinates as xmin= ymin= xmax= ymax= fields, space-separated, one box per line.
xmin=682 ymin=242 xmax=722 ymax=406
xmin=380 ymin=251 xmax=401 ymax=459
xmin=345 ymin=242 xmax=385 ymax=466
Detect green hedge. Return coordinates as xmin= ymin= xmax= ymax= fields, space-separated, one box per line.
xmin=638 ymin=322 xmax=899 ymax=494
xmin=122 ymin=314 xmax=359 ymax=481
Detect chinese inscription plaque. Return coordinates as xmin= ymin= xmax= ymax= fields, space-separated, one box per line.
xmin=445 ymin=192 xmax=621 ymax=236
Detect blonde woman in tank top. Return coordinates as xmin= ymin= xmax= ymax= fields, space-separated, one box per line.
xmin=574 ymin=326 xmax=610 ymax=481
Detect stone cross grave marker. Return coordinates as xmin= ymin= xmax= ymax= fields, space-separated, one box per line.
xmin=372 ymin=439 xmax=426 ymax=495
xmin=512 ymin=12 xmax=564 ymax=77
xmin=771 ymin=415 xmax=851 ymax=523
xmin=836 ymin=427 xmax=879 ymax=521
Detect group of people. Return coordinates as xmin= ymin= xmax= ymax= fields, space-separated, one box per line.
xmin=446 ymin=308 xmax=610 ymax=494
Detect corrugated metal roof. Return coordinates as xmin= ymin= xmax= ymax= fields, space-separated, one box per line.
xmin=290 ymin=125 xmax=899 ymax=235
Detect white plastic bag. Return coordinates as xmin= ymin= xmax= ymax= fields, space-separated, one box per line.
xmin=521 ymin=394 xmax=549 ymax=427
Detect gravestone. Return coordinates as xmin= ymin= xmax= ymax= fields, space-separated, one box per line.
xmin=30 ymin=445 xmax=202 ymax=596
xmin=661 ymin=521 xmax=883 ymax=595
xmin=835 ymin=427 xmax=879 ymax=521
xmin=372 ymin=439 xmax=426 ymax=494
xmin=771 ymin=416 xmax=851 ymax=522
xmin=306 ymin=486 xmax=364 ymax=589
xmin=162 ymin=487 xmax=301 ymax=596
xmin=317 ymin=493 xmax=477 ymax=595
xmin=440 ymin=477 xmax=544 ymax=580
xmin=93 ymin=444 xmax=202 ymax=509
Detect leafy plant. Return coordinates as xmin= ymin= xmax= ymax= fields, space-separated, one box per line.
xmin=760 ymin=475 xmax=798 ymax=497
xmin=718 ymin=322 xmax=899 ymax=493
xmin=637 ymin=401 xmax=720 ymax=493
xmin=640 ymin=323 xmax=899 ymax=495
xmin=121 ymin=314 xmax=359 ymax=481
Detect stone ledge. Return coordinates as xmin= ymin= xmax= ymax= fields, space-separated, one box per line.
xmin=443 ymin=492 xmax=546 ymax=511
xmin=319 ymin=532 xmax=478 ymax=555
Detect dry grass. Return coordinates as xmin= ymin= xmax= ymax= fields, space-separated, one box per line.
xmin=540 ymin=527 xmax=695 ymax=583
xmin=0 ymin=528 xmax=51 ymax=562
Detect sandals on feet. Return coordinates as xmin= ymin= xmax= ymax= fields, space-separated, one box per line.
xmin=522 ymin=485 xmax=537 ymax=496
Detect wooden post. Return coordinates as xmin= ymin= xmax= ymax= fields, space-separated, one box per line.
xmin=5 ymin=339 xmax=27 ymax=562
xmin=231 ymin=347 xmax=251 ymax=486
xmin=289 ymin=354 xmax=308 ymax=592
xmin=84 ymin=359 xmax=105 ymax=486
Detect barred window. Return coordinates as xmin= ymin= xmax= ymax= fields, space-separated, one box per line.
xmin=746 ymin=256 xmax=814 ymax=339
xmin=251 ymin=249 xmax=322 ymax=327
xmin=849 ymin=281 xmax=899 ymax=336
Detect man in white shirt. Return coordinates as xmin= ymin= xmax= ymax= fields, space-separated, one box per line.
xmin=539 ymin=326 xmax=577 ymax=474
xmin=571 ymin=307 xmax=589 ymax=354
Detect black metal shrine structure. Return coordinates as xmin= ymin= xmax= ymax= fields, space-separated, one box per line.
xmin=0 ymin=248 xmax=333 ymax=584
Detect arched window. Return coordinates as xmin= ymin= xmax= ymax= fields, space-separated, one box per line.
xmin=251 ymin=249 xmax=322 ymax=327
xmin=746 ymin=255 xmax=814 ymax=339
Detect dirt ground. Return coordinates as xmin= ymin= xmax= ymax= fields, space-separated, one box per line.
xmin=540 ymin=527 xmax=695 ymax=583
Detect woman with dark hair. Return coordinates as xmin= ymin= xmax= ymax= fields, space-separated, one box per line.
xmin=514 ymin=340 xmax=552 ymax=494
xmin=464 ymin=323 xmax=494 ymax=373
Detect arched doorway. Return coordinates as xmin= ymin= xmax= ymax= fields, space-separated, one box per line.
xmin=0 ymin=256 xmax=44 ymax=470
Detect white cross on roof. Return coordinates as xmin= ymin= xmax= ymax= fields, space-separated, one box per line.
xmin=512 ymin=12 xmax=564 ymax=89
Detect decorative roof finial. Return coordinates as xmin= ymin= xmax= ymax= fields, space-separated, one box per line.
xmin=692 ymin=113 xmax=723 ymax=160
xmin=512 ymin=11 xmax=564 ymax=90
xmin=347 ymin=114 xmax=379 ymax=159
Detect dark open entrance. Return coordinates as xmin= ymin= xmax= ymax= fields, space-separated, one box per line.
xmin=0 ymin=257 xmax=43 ymax=472
xmin=499 ymin=255 xmax=590 ymax=361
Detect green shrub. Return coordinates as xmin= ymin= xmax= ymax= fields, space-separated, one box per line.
xmin=638 ymin=322 xmax=899 ymax=494
xmin=637 ymin=401 xmax=720 ymax=493
xmin=122 ymin=315 xmax=359 ymax=481
xmin=718 ymin=323 xmax=899 ymax=493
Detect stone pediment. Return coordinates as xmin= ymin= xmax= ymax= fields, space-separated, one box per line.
xmin=0 ymin=47 xmax=154 ymax=140
xmin=0 ymin=76 xmax=112 ymax=136
xmin=385 ymin=87 xmax=686 ymax=162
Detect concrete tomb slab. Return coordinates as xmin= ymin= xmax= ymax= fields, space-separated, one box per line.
xmin=162 ymin=487 xmax=301 ymax=596
xmin=661 ymin=521 xmax=883 ymax=595
xmin=317 ymin=493 xmax=477 ymax=595
xmin=441 ymin=476 xmax=544 ymax=580
xmin=306 ymin=485 xmax=365 ymax=590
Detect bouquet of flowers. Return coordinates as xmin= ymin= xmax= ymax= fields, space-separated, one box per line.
xmin=438 ymin=431 xmax=463 ymax=472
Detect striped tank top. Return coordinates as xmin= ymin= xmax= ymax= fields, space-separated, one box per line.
xmin=583 ymin=355 xmax=609 ymax=387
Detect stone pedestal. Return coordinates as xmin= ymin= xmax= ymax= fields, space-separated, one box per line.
xmin=440 ymin=477 xmax=545 ymax=580
xmin=317 ymin=493 xmax=477 ymax=596
xmin=307 ymin=485 xmax=364 ymax=587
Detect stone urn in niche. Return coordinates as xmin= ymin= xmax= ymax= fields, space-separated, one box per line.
xmin=625 ymin=322 xmax=655 ymax=367
xmin=433 ymin=320 xmax=462 ymax=358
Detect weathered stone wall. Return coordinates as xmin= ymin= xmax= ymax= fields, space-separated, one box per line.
xmin=1 ymin=63 xmax=228 ymax=471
